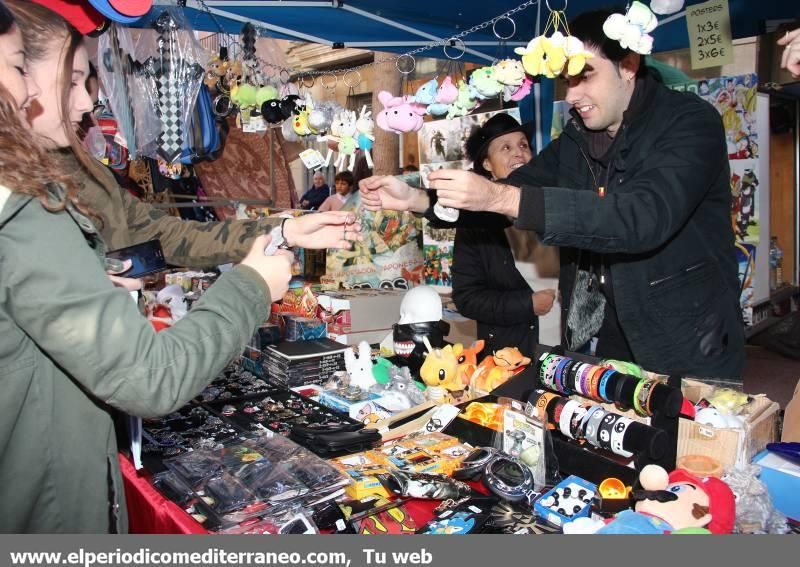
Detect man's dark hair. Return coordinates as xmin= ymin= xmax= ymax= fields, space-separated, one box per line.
xmin=569 ymin=7 xmax=648 ymax=76
xmin=334 ymin=170 xmax=354 ymax=187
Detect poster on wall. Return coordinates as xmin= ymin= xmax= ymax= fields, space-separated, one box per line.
xmin=736 ymin=242 xmax=756 ymax=326
xmin=729 ymin=159 xmax=759 ymax=244
xmin=418 ymin=108 xmax=522 ymax=291
xmin=325 ymin=192 xmax=423 ymax=290
xmin=672 ymin=73 xmax=759 ymax=160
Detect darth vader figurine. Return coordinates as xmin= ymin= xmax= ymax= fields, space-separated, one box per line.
xmin=385 ymin=286 xmax=450 ymax=377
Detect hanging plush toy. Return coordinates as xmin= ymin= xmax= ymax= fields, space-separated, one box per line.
xmin=231 ymin=81 xmax=258 ymax=110
xmin=255 ymin=84 xmax=278 ymax=107
xmin=292 ymin=99 xmax=313 ymax=136
xmin=446 ymin=79 xmax=480 ymax=119
xmin=469 ymin=67 xmax=503 ymax=99
xmin=505 ymin=76 xmax=533 ymax=102
xmin=493 ymin=59 xmax=526 ymax=87
xmin=261 ymin=98 xmax=285 ymax=124
xmin=376 ymin=91 xmax=427 ymax=134
xmin=334 ymin=109 xmax=359 ymax=171
xmin=355 ymin=105 xmax=375 ymax=169
xmin=414 ymin=78 xmax=439 ymax=105
xmin=515 ymin=6 xmax=594 ymax=78
xmin=279 ymin=94 xmax=302 ymax=120
xmin=321 ymin=110 xmax=344 ymax=167
xmin=603 ymin=1 xmax=658 ymax=55
xmin=281 ymin=117 xmax=300 ymax=142
xmin=427 ymin=76 xmax=458 ymax=117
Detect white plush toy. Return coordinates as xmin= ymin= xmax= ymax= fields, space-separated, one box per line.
xmin=344 ymin=341 xmax=377 ymax=390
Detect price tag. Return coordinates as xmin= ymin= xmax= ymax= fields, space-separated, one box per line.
xmin=686 ymin=0 xmax=734 ymax=69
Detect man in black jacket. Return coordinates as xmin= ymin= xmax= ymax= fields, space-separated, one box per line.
xmin=360 ymin=9 xmax=744 ymax=379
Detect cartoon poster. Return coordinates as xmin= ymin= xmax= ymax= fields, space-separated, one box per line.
xmin=735 ymin=242 xmax=756 ymax=326
xmin=672 ymin=74 xmax=761 ymax=245
xmin=729 ymin=159 xmax=759 ymax=244
xmin=673 ymin=74 xmax=759 ymax=160
xmin=325 ymin=192 xmax=423 ymax=290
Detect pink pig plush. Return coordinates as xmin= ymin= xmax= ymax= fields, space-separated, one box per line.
xmin=376 ymin=91 xmax=427 ymax=133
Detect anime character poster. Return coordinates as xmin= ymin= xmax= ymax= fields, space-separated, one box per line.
xmin=730 ymin=159 xmax=759 ymax=244
xmin=673 ymin=74 xmax=759 ymax=160
xmin=735 ymin=242 xmax=756 ymax=326
xmin=325 ymin=192 xmax=423 ymax=290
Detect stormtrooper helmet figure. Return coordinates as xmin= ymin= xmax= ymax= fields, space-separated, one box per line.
xmin=391 ymin=286 xmax=450 ymax=375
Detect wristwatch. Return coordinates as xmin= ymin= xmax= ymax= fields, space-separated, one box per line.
xmin=264 ymin=218 xmax=293 ymax=256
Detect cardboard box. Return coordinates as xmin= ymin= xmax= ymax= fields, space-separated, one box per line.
xmin=753 ymin=450 xmax=800 ymax=521
xmin=678 ymin=379 xmax=779 ymax=472
xmin=317 ymin=289 xmax=405 ymax=334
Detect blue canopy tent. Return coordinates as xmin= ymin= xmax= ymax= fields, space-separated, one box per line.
xmin=144 ymin=0 xmax=797 ymax=149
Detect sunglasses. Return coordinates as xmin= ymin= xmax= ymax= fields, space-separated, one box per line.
xmin=453 ymin=447 xmax=537 ymax=504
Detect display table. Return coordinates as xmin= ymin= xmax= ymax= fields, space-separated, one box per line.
xmin=120 ymin=454 xmax=442 ymax=534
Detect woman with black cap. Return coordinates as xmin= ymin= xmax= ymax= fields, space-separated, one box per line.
xmin=451 ymin=113 xmax=557 ymax=358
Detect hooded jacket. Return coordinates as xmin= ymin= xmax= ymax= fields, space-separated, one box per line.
xmin=0 ymin=184 xmax=271 ymax=532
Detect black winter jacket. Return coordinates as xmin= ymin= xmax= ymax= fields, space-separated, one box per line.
xmin=452 ymin=215 xmax=539 ymax=358
xmin=429 ymin=74 xmax=744 ymax=379
xmin=507 ymin=74 xmax=744 ymax=379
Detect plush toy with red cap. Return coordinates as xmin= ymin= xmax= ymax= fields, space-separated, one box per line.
xmin=595 ymin=464 xmax=736 ymax=534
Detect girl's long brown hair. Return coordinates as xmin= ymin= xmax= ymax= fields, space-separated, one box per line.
xmin=0 ymin=85 xmax=82 ymax=213
xmin=6 ymin=0 xmax=117 ymax=213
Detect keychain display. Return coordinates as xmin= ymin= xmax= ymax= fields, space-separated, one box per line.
xmin=376 ymin=469 xmax=473 ymax=500
xmin=162 ymin=435 xmax=349 ymax=530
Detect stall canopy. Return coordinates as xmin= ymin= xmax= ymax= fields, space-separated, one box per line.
xmin=147 ymin=0 xmax=798 ymax=62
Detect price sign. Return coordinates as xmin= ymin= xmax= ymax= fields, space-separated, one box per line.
xmin=686 ymin=0 xmax=734 ymax=70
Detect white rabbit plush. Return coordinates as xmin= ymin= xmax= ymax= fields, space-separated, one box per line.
xmin=344 ymin=341 xmax=377 ymax=390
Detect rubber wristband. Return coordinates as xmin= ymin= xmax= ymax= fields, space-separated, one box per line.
xmin=579 ymin=404 xmax=602 ymax=440
xmin=632 ymin=379 xmax=647 ymax=417
xmin=568 ymin=405 xmax=589 ymax=440
xmin=585 ymin=406 xmax=606 ymax=447
xmin=597 ymin=412 xmax=620 ymax=451
xmin=538 ymin=354 xmax=555 ymax=384
xmin=534 ymin=391 xmax=559 ymax=423
xmin=587 ymin=366 xmax=605 ymax=402
xmin=609 ymin=416 xmax=634 ymax=457
xmin=544 ymin=356 xmax=562 ymax=389
xmin=554 ymin=358 xmax=571 ymax=394
xmin=577 ymin=364 xmax=592 ymax=397
xmin=636 ymin=379 xmax=657 ymax=417
xmin=559 ymin=400 xmax=580 ymax=439
xmin=598 ymin=369 xmax=616 ymax=403
xmin=562 ymin=360 xmax=581 ymax=394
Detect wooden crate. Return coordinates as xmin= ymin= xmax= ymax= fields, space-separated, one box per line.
xmin=677 ymin=379 xmax=779 ymax=472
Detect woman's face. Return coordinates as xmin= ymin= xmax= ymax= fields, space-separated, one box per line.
xmin=313 ymin=174 xmax=325 ymax=187
xmin=0 ymin=25 xmax=39 ymax=117
xmin=482 ymin=131 xmax=532 ymax=180
xmin=26 ymin=37 xmax=93 ymax=149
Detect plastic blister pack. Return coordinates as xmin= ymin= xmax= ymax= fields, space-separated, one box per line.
xmin=97 ymin=23 xmax=160 ymax=160
xmin=136 ymin=7 xmax=207 ymax=163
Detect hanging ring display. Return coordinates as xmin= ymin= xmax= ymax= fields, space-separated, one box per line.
xmin=321 ymin=72 xmax=338 ymax=91
xmin=492 ymin=16 xmax=516 ymax=40
xmin=395 ymin=53 xmax=416 ymax=75
xmin=545 ymin=0 xmax=568 ymax=12
xmin=300 ymin=74 xmax=315 ymax=88
xmin=343 ymin=69 xmax=362 ymax=88
xmin=443 ymin=37 xmax=466 ymax=60
xmin=212 ymin=94 xmax=232 ymax=118
xmin=278 ymin=69 xmax=291 ymax=84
